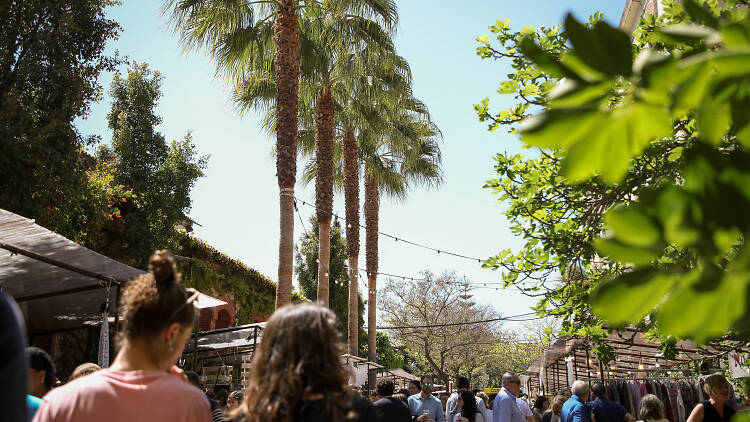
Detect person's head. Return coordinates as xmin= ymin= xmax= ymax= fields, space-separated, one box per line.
xmin=119 ymin=250 xmax=196 ymax=371
xmin=571 ymin=380 xmax=589 ymax=401
xmin=68 ymin=363 xmax=102 ymax=382
xmin=488 ymin=393 xmax=497 ymax=410
xmin=502 ymin=372 xmax=521 ymax=396
xmin=27 ymin=347 xmax=55 ymax=397
xmin=420 ymin=374 xmax=435 ymax=395
xmin=459 ymin=390 xmax=479 ymax=421
xmin=551 ymin=395 xmax=566 ymax=416
xmin=440 ymin=392 xmax=450 ymax=409
xmin=704 ymin=373 xmax=731 ymax=401
xmin=393 ymin=393 xmax=409 ymax=405
xmin=591 ymin=382 xmax=606 ymax=399
xmin=241 ymin=303 xmax=350 ymax=422
xmin=376 ymin=378 xmax=395 ymax=398
xmin=227 ymin=390 xmax=243 ymax=410
xmin=477 ymin=392 xmax=490 ymax=408
xmin=398 ymin=388 xmax=411 ymax=397
xmin=639 ymin=394 xmax=664 ymax=421
xmin=456 ymin=376 xmax=470 ymax=391
xmin=216 ymin=388 xmax=229 ymax=407
xmin=184 ymin=370 xmax=201 ymax=388
xmin=534 ymin=396 xmax=549 ymax=411
xmin=409 ymin=380 xmax=421 ymax=396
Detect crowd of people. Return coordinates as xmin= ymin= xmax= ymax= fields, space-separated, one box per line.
xmin=3 ymin=250 xmax=747 ymax=422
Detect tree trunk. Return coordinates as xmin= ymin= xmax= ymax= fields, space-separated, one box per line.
xmin=315 ymin=87 xmax=334 ymax=307
xmin=365 ymin=167 xmax=379 ymax=389
xmin=273 ymin=3 xmax=300 ymax=310
xmin=343 ymin=127 xmax=359 ymax=355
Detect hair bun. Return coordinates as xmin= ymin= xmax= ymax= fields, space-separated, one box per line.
xmin=149 ymin=250 xmax=176 ymax=288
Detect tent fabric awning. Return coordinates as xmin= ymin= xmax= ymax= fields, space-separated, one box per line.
xmin=0 ymin=209 xmax=145 ymax=334
xmin=0 ymin=208 xmax=236 ymax=335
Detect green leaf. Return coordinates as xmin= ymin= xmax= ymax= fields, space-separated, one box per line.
xmin=657 ymin=267 xmax=750 ymax=343
xmin=547 ymin=79 xmax=610 ymax=108
xmin=697 ymin=96 xmax=731 ymax=145
xmin=563 ymin=14 xmax=633 ymax=77
xmin=590 ymin=269 xmax=678 ymax=324
xmin=518 ymin=36 xmax=584 ymax=81
xmin=477 ymin=35 xmax=490 ymax=43
xmin=720 ymin=23 xmax=750 ymax=47
xmin=559 ymin=103 xmax=672 ymax=183
xmin=520 ymin=107 xmax=601 ymax=149
xmin=655 ymin=24 xmax=721 ymax=44
xmin=673 ymin=61 xmax=712 ymax=115
xmin=682 ymin=0 xmax=719 ymax=29
xmin=594 ymin=238 xmax=660 ymax=266
xmin=668 ymin=147 xmax=684 ymax=162
xmin=604 ymin=206 xmax=661 ymax=247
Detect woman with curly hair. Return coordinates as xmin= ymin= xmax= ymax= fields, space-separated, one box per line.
xmin=34 ymin=250 xmax=210 ymax=422
xmin=231 ymin=303 xmax=377 ymax=422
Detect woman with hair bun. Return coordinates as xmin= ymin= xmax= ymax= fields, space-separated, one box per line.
xmin=34 ymin=250 xmax=210 ymax=422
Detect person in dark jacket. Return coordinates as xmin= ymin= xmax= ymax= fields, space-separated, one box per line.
xmin=374 ymin=378 xmax=411 ymax=422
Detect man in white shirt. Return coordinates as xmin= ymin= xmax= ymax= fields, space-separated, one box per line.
xmin=446 ymin=376 xmax=489 ymax=422
xmin=517 ymin=394 xmax=535 ymax=422
xmin=493 ymin=373 xmax=525 ymax=422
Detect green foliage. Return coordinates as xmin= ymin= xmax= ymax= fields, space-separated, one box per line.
xmin=375 ymin=331 xmax=404 ymax=369
xmin=0 ymin=0 xmax=120 ymax=239
xmin=481 ymin=338 xmax=546 ymax=387
xmin=480 ymin=0 xmax=750 ymax=347
xmin=177 ymin=233 xmax=306 ymax=323
xmin=97 ymin=61 xmax=208 ymax=266
xmin=294 ymin=216 xmax=365 ymax=336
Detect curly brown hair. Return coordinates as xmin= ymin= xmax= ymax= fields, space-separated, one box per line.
xmin=237 ymin=304 xmax=354 ymax=422
xmin=119 ymin=250 xmax=194 ymax=343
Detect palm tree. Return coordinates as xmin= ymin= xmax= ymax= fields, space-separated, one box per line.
xmin=298 ymin=49 xmax=414 ymax=351
xmin=302 ymin=8 xmax=397 ymax=307
xmin=361 ymin=103 xmax=442 ymax=385
xmin=164 ymin=0 xmax=397 ymax=309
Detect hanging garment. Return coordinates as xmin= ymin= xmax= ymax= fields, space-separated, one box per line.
xmin=610 ymin=382 xmax=621 ymax=404
xmin=660 ymin=382 xmax=675 ymax=422
xmin=629 ymin=381 xmax=642 ymax=416
xmin=98 ymin=305 xmax=109 ymax=368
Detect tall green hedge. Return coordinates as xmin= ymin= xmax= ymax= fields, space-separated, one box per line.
xmin=176 ymin=232 xmax=305 ymax=324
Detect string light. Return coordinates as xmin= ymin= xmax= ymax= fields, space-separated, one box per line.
xmin=295 ymin=197 xmax=485 ymax=263
xmin=292 ymin=199 xmax=530 ymax=293
xmin=367 ymin=311 xmax=538 ymax=330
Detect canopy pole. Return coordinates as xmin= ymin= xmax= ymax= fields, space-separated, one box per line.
xmin=0 ymin=242 xmax=122 ymax=286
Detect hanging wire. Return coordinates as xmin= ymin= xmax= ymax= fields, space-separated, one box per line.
xmin=367 ymin=311 xmax=539 ymax=330
xmin=295 ymin=197 xmax=485 ymax=263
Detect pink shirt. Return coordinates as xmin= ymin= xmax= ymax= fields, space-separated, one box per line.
xmin=33 ymin=369 xmax=212 ymax=422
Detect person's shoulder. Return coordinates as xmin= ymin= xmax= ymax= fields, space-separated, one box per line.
xmin=160 ymin=376 xmax=210 ymax=409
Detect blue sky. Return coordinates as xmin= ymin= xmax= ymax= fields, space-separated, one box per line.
xmin=76 ymin=0 xmax=626 ymax=328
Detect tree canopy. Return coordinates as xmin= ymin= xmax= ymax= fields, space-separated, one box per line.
xmin=476 ymin=0 xmax=750 ymax=361
xmin=378 ymin=271 xmax=501 ymax=384
xmin=0 ymin=0 xmax=120 ymax=240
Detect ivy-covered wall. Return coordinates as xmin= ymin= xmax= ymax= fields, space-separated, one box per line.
xmin=176 ymin=232 xmax=305 ymax=324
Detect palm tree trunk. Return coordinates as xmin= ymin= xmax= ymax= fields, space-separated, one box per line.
xmin=342 ymin=127 xmax=359 ymax=355
xmin=315 ymin=87 xmax=334 ymax=307
xmin=273 ymin=3 xmax=300 ymax=310
xmin=365 ymin=167 xmax=379 ymax=388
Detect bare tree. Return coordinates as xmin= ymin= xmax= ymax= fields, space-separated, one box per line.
xmin=379 ymin=271 xmax=501 ymax=384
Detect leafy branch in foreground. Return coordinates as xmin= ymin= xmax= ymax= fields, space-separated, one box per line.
xmin=517 ymin=0 xmax=750 ymax=345
xmin=476 ymin=0 xmax=750 ymax=360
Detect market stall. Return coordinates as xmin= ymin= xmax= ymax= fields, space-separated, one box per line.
xmin=526 ymin=328 xmax=722 ymax=402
